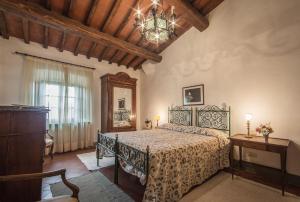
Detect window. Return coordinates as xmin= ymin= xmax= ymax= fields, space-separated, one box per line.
xmin=23 ymin=57 xmax=94 ymax=152
xmin=35 ymin=82 xmax=92 ymax=124
xmin=44 ymin=83 xmax=61 ymax=124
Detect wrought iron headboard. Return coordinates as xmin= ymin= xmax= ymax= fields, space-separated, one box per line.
xmin=168 ymin=106 xmax=193 ymax=126
xmin=196 ymin=105 xmax=231 ymax=136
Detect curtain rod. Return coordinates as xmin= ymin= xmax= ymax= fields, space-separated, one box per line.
xmin=14 ymin=51 xmax=96 ymax=70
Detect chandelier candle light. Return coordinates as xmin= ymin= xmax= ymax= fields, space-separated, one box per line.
xmin=135 ymin=0 xmax=176 ymax=44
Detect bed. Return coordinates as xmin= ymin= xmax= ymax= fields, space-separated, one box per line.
xmin=97 ymin=105 xmax=231 ymax=202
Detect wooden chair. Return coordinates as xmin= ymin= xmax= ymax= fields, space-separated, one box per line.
xmin=0 ymin=169 xmax=79 ymax=202
xmin=45 ymin=130 xmax=54 ymax=159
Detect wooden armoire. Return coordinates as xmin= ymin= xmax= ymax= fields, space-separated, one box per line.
xmin=0 ymin=106 xmax=48 ymax=202
xmin=101 ymin=72 xmax=137 ymax=133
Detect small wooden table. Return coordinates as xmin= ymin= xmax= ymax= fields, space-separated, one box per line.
xmin=229 ymin=134 xmax=290 ymax=196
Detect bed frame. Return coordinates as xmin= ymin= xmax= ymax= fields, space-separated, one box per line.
xmin=96 ymin=105 xmax=231 ymax=185
xmin=168 ymin=106 xmax=193 ymax=126
xmin=196 ymin=105 xmax=231 ymax=136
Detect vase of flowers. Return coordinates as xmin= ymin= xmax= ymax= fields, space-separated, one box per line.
xmin=256 ymin=123 xmax=274 ymax=141
xmin=145 ymin=118 xmax=152 ymax=129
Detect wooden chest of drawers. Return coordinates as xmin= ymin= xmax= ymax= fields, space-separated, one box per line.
xmin=0 ymin=106 xmax=48 ymax=202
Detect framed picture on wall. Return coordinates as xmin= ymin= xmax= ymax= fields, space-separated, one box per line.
xmin=182 ymin=84 xmax=204 ymax=106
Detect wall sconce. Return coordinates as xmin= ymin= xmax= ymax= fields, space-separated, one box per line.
xmin=245 ymin=113 xmax=253 ymax=138
xmin=154 ymin=115 xmax=160 ymax=127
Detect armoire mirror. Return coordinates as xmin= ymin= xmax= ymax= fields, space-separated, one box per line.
xmin=101 ymin=72 xmax=137 ymax=132
xmin=113 ymin=87 xmax=132 ymax=127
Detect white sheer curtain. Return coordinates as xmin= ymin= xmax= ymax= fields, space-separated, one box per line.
xmin=22 ymin=56 xmax=94 ymax=153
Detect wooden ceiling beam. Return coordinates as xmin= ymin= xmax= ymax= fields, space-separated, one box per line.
xmin=43 ymin=26 xmax=48 ymax=48
xmin=100 ymin=0 xmax=121 ymax=31
xmin=168 ymin=0 xmax=208 ymax=31
xmin=59 ymin=31 xmax=66 ymax=52
xmin=0 ymin=0 xmax=162 ymax=62
xmin=87 ymin=42 xmax=97 ymax=59
xmin=109 ymin=5 xmax=152 ymax=63
xmin=22 ymin=18 xmax=29 ymax=44
xmin=85 ymin=0 xmax=99 ymax=26
xmin=201 ymin=0 xmax=224 ymax=15
xmin=97 ymin=0 xmax=121 ymax=61
xmin=114 ymin=0 xmax=138 ymax=37
xmin=134 ymin=59 xmax=146 ymax=70
xmin=125 ymin=37 xmax=145 ymax=68
xmin=108 ymin=0 xmax=146 ymax=63
xmin=74 ymin=38 xmax=82 ymax=56
xmin=63 ymin=0 xmax=72 ymax=16
xmin=127 ymin=56 xmax=139 ymax=68
xmin=45 ymin=0 xmax=51 ymax=10
xmin=0 ymin=11 xmax=8 ymax=39
xmin=118 ymin=37 xmax=144 ymax=66
xmin=85 ymin=0 xmax=101 ymax=59
xmin=75 ymin=0 xmax=99 ymax=58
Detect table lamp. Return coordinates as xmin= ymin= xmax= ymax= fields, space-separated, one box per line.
xmin=245 ymin=113 xmax=253 ymax=138
xmin=154 ymin=115 xmax=160 ymax=127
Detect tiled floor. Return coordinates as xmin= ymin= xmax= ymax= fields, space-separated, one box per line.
xmin=42 ymin=148 xmax=145 ymax=201
xmin=42 ymin=148 xmax=94 ymax=199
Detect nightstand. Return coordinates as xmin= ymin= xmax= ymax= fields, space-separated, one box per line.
xmin=229 ymin=134 xmax=290 ymax=195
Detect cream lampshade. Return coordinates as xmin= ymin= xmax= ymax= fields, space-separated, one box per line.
xmin=245 ymin=113 xmax=253 ymax=138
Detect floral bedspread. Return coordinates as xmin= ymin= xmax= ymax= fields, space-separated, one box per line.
xmin=102 ymin=124 xmax=230 ymax=202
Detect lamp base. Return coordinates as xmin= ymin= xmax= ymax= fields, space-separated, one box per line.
xmin=244 ymin=134 xmax=253 ymax=138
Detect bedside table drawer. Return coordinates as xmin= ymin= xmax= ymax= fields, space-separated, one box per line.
xmin=242 ymin=141 xmax=266 ymax=150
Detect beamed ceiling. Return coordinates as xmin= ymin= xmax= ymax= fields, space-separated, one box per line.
xmin=0 ymin=0 xmax=223 ymax=70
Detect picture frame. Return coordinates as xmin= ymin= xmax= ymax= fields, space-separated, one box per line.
xmin=182 ymin=84 xmax=204 ymax=106
xmin=118 ymin=98 xmax=125 ymax=109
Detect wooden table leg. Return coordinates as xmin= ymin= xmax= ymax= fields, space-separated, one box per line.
xmin=239 ymin=145 xmax=242 ymax=168
xmin=230 ymin=142 xmax=234 ymax=179
xmin=114 ymin=155 xmax=119 ymax=184
xmin=96 ymin=144 xmax=99 ymax=167
xmin=280 ymin=149 xmax=287 ymax=196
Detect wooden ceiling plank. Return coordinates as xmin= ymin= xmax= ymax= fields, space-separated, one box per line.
xmin=201 ymin=0 xmax=224 ymax=15
xmin=85 ymin=0 xmax=100 ymax=26
xmin=43 ymin=26 xmax=48 ymax=48
xmin=0 ymin=0 xmax=162 ymax=62
xmin=0 ymin=11 xmax=8 ymax=39
xmin=22 ymin=18 xmax=30 ymax=44
xmin=59 ymin=31 xmax=66 ymax=52
xmin=168 ymin=0 xmax=209 ymax=31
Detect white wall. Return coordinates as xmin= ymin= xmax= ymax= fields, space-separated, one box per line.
xmin=0 ymin=37 xmax=141 ymax=138
xmin=141 ymin=0 xmax=300 ymax=175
